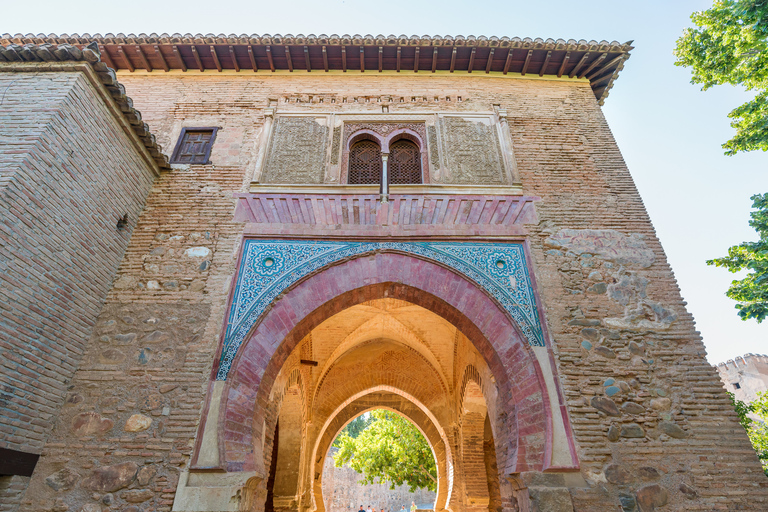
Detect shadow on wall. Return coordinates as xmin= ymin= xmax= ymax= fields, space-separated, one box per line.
xmin=322 ymin=449 xmax=436 ymax=512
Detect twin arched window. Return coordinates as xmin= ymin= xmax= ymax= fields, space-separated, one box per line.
xmin=348 ymin=138 xmax=423 ymax=185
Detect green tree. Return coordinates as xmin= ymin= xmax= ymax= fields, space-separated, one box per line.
xmin=333 ymin=410 xmax=437 ymax=492
xmin=675 ymin=2 xmax=768 ymax=319
xmin=332 ymin=414 xmax=372 ymax=447
xmin=728 ymin=391 xmax=768 ymax=473
xmin=707 ymin=194 xmax=768 ymax=322
xmin=674 ymin=0 xmax=768 ymax=155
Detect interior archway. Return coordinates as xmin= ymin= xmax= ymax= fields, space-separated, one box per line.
xmin=251 ymin=294 xmax=525 ymax=512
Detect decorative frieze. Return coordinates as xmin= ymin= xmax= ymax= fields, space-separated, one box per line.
xmin=439 ymin=115 xmax=505 ymax=184
xmin=261 ymin=116 xmax=329 ymax=183
xmin=216 ymin=239 xmax=547 ymax=380
xmin=234 ymin=191 xmax=537 ymax=227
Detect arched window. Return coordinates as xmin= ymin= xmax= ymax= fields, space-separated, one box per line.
xmin=348 ymin=140 xmax=382 ymax=184
xmin=389 ymin=139 xmax=422 ymax=184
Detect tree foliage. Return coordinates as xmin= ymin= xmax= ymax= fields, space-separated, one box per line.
xmin=674 ymin=0 xmax=768 ymax=155
xmin=728 ymin=391 xmax=768 ymax=473
xmin=707 ymin=194 xmax=768 ymax=322
xmin=333 ymin=414 xmax=372 ymax=447
xmin=332 ymin=410 xmax=437 ymax=492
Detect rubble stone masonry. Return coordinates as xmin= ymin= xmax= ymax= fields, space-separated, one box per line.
xmin=6 ymin=70 xmax=768 ymax=511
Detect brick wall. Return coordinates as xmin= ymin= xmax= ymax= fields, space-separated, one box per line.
xmin=15 ymin=71 xmax=768 ymax=511
xmin=0 ymin=477 xmax=28 ymax=512
xmin=0 ymin=71 xmax=157 ymax=509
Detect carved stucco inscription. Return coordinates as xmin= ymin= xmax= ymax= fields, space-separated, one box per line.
xmin=439 ymin=116 xmax=505 ymax=184
xmin=262 ymin=116 xmax=328 ymax=183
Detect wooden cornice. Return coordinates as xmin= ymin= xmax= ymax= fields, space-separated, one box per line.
xmin=0 ymin=34 xmax=634 ymax=104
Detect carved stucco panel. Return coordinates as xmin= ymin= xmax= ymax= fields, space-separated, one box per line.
xmin=439 ymin=116 xmax=505 ymax=184
xmin=262 ymin=116 xmax=329 ymax=183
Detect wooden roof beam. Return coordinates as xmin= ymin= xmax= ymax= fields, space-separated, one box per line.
xmin=135 ymin=46 xmax=152 ymax=72
xmin=266 ymin=45 xmax=275 ymax=72
xmin=210 ymin=45 xmax=222 ymax=72
xmin=360 ymin=46 xmax=365 ymax=72
xmin=230 ymin=45 xmax=240 ymax=72
xmin=342 ymin=45 xmax=346 ymax=72
xmin=191 ymin=45 xmax=204 ymax=72
xmin=503 ymin=48 xmax=513 ymax=74
xmin=172 ymin=45 xmax=187 ymax=71
xmin=379 ymin=46 xmax=383 ymax=72
xmin=568 ymin=52 xmax=590 ymax=78
xmin=468 ymin=47 xmax=476 ymax=73
xmin=397 ymin=46 xmax=401 ymax=72
xmin=586 ymin=54 xmax=624 ymax=81
xmin=153 ymin=45 xmax=170 ymax=72
xmin=557 ymin=51 xmax=571 ymax=77
xmin=450 ymin=47 xmax=457 ymax=73
xmin=304 ymin=46 xmax=311 ymax=72
xmin=539 ymin=50 xmax=552 ymax=77
xmin=485 ymin=48 xmax=495 ymax=74
xmin=247 ymin=45 xmax=258 ymax=71
xmin=117 ymin=46 xmax=134 ymax=72
xmin=432 ymin=47 xmax=438 ymax=73
xmin=521 ymin=49 xmax=533 ymax=76
xmin=322 ymin=46 xmax=328 ymax=72
xmin=591 ymin=70 xmax=616 ymax=87
xmin=284 ymin=46 xmax=293 ymax=72
xmin=414 ymin=46 xmax=420 ymax=72
xmin=579 ymin=52 xmax=607 ymax=79
xmin=99 ymin=46 xmax=116 ymax=70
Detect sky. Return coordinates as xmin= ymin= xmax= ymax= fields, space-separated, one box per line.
xmin=4 ymin=0 xmax=766 ymax=364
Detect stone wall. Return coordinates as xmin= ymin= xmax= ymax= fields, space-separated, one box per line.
xmin=14 ymin=70 xmax=768 ymax=511
xmin=322 ymin=450 xmax=436 ymax=512
xmin=0 ymin=70 xmax=157 ymax=510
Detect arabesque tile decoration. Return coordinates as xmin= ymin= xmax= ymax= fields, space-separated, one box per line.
xmin=216 ymin=240 xmax=546 ymax=380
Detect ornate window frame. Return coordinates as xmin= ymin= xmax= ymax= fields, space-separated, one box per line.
xmin=342 ymin=125 xmax=429 ymax=185
xmin=252 ymin=111 xmax=520 ymax=187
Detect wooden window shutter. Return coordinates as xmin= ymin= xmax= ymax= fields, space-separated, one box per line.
xmin=348 ymin=140 xmax=382 ymax=184
xmin=170 ymin=128 xmax=218 ymax=164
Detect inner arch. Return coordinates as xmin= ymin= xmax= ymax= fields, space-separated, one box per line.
xmin=315 ymin=390 xmax=450 ymax=512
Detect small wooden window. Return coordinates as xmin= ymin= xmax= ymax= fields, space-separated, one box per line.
xmin=348 ymin=140 xmax=382 ymax=184
xmin=389 ymin=140 xmax=422 ymax=184
xmin=170 ymin=127 xmax=218 ymax=164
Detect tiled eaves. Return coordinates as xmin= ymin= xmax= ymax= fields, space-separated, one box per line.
xmin=1 ymin=32 xmax=632 ymax=52
xmin=1 ymin=33 xmax=633 ymax=105
xmin=0 ymin=41 xmax=170 ymax=173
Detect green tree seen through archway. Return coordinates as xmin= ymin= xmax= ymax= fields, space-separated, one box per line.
xmin=332 ymin=410 xmax=437 ymax=492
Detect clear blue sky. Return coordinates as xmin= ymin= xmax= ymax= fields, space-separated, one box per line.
xmin=5 ymin=0 xmax=766 ymax=364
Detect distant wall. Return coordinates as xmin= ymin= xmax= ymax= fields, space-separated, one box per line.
xmin=716 ymin=353 xmax=768 ymax=403
xmin=322 ymin=450 xmax=436 ymax=512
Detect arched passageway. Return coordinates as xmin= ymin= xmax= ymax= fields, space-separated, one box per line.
xmin=191 ymin=251 xmax=577 ymax=512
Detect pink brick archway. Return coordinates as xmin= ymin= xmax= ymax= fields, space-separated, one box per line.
xmin=217 ymin=251 xmax=552 ymax=475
